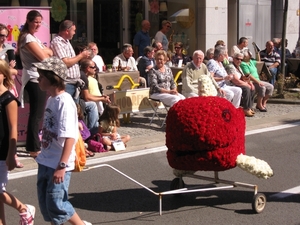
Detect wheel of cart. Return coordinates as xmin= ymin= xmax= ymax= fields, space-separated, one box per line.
xmin=252 ymin=193 xmax=266 ymax=213
xmin=168 ymin=172 xmax=267 ymax=214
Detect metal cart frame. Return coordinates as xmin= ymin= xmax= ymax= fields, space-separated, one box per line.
xmin=89 ymin=164 xmax=266 ymax=215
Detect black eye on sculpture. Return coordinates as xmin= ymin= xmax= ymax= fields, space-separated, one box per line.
xmin=222 ymin=109 xmax=231 ymax=122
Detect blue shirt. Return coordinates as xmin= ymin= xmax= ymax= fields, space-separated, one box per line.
xmin=133 ymin=30 xmax=151 ymax=57
xmin=137 ymin=56 xmax=155 ymax=86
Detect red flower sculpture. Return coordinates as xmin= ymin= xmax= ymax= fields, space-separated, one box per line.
xmin=166 ymin=96 xmax=246 ymax=171
xmin=150 ymin=0 xmax=159 ymax=14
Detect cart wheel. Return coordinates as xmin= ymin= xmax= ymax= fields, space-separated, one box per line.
xmin=170 ymin=178 xmax=185 ymax=190
xmin=252 ymin=193 xmax=266 ymax=213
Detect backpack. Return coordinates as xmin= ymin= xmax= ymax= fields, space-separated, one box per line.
xmin=87 ymin=133 xmax=107 ymax=153
xmin=73 ymin=132 xmax=86 ymax=172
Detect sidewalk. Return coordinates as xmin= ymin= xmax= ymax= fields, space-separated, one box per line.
xmin=14 ymin=101 xmax=300 ymax=174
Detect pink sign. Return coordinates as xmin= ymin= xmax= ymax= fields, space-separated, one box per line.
xmin=0 ymin=7 xmax=51 ymax=47
xmin=0 ymin=7 xmax=50 ymax=143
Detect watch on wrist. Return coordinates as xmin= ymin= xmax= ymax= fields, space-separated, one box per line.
xmin=59 ymin=162 xmax=68 ymax=168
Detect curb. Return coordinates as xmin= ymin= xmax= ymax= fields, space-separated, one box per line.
xmin=267 ymin=98 xmax=300 ymax=105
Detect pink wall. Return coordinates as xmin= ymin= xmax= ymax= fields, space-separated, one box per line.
xmin=0 ymin=7 xmax=50 ymax=143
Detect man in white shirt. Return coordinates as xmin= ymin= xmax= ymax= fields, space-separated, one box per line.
xmin=113 ymin=43 xmax=137 ymax=71
xmin=112 ymin=43 xmax=146 ymax=87
xmin=231 ymin=37 xmax=252 ymax=58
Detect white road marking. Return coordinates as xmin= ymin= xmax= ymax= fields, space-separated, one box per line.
xmin=245 ymin=122 xmax=300 ymax=135
xmin=9 ymin=122 xmax=300 ymax=200
xmin=269 ymin=186 xmax=300 ymax=199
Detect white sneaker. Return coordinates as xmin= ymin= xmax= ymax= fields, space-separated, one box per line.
xmin=83 ymin=220 xmax=92 ymax=225
xmin=19 ymin=204 xmax=35 ymax=225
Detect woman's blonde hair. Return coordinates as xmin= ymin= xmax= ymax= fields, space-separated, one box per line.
xmin=0 ymin=59 xmax=14 ymax=90
xmin=155 ymin=50 xmax=167 ymax=60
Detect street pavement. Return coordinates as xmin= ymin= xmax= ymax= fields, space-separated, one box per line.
xmin=14 ymin=98 xmax=300 ymax=174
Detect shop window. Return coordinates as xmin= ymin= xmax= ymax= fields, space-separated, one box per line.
xmin=148 ymin=0 xmax=195 ymax=55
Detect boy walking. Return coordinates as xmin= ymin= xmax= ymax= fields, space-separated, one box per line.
xmin=33 ymin=57 xmax=92 ymax=225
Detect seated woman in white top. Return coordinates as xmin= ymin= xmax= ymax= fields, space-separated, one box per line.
xmin=88 ymin=42 xmax=105 ymax=72
xmin=206 ymin=46 xmax=242 ymax=108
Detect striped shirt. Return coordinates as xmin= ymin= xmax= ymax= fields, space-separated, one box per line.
xmin=51 ymin=35 xmax=80 ymax=80
xmin=259 ymin=49 xmax=281 ymax=67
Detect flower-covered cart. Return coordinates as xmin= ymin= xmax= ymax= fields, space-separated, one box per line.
xmin=86 ymin=97 xmax=273 ymax=215
xmin=165 ymin=96 xmax=273 ymax=214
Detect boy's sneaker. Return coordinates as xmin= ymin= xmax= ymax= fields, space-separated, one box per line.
xmin=19 ymin=204 xmax=35 ymax=225
xmin=83 ymin=220 xmax=92 ymax=225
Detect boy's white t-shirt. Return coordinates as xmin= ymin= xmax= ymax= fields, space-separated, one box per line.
xmin=36 ymin=92 xmax=78 ymax=171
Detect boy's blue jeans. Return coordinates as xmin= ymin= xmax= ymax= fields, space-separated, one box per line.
xmin=37 ymin=164 xmax=75 ymax=225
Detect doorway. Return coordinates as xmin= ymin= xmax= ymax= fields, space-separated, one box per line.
xmin=93 ymin=0 xmax=122 ymax=65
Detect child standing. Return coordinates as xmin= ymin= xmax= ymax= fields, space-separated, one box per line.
xmin=0 ymin=59 xmax=35 ymax=224
xmin=99 ymin=104 xmax=130 ymax=150
xmin=33 ymin=57 xmax=92 ymax=225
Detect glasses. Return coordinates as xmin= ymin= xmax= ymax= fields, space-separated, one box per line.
xmin=175 ymin=47 xmax=181 ymax=49
xmin=235 ymin=58 xmax=243 ymax=61
xmin=66 ymin=22 xmax=74 ymax=30
xmin=166 ymin=25 xmax=172 ymax=28
xmin=0 ymin=34 xmax=7 ymax=38
xmin=89 ymin=66 xmax=96 ymax=69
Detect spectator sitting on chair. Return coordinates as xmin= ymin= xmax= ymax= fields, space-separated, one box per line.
xmin=215 ymin=40 xmax=232 ymax=66
xmin=272 ymin=38 xmax=281 ymax=54
xmin=240 ymin=51 xmax=274 ymax=112
xmin=226 ymin=53 xmax=256 ymax=117
xmin=203 ymin=48 xmax=214 ymax=65
xmin=230 ymin=37 xmax=252 ymax=58
xmin=181 ymin=50 xmax=224 ymax=98
xmin=74 ymin=44 xmax=101 ymax=133
xmin=215 ymin=40 xmax=226 ymax=48
xmin=152 ymin=41 xmax=163 ymax=53
xmin=171 ymin=42 xmax=192 ymax=66
xmin=206 ymin=46 xmax=242 ymax=108
xmin=81 ymin=58 xmax=106 ymax=116
xmin=148 ymin=50 xmax=185 ymax=107
xmin=276 ymin=39 xmax=292 ymax=59
xmin=282 ymin=39 xmax=292 ymax=59
xmin=203 ymin=48 xmax=215 ymax=65
xmin=112 ymin=43 xmax=146 ymax=87
xmin=88 ymin=42 xmax=106 ymax=72
xmin=137 ymin=46 xmax=155 ymax=86
xmin=259 ymin=41 xmax=281 ymax=85
xmin=80 ymin=58 xmax=110 ymax=134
